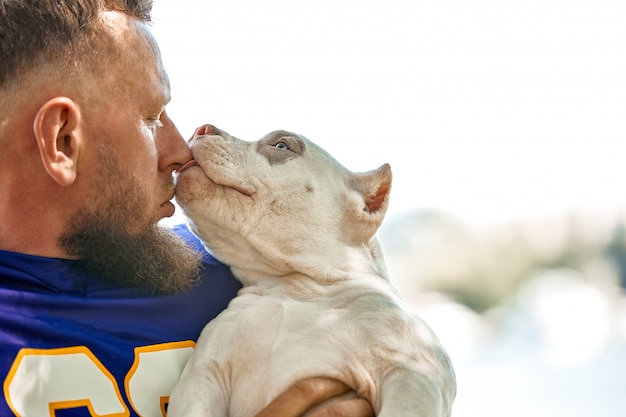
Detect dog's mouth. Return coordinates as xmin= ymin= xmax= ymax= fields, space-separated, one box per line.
xmin=177 ymin=159 xmax=254 ymax=197
xmin=177 ymin=160 xmax=199 ymax=173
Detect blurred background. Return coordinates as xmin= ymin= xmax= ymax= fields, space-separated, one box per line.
xmin=154 ymin=1 xmax=626 ymax=415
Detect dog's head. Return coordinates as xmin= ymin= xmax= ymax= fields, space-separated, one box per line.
xmin=175 ymin=125 xmax=392 ymax=283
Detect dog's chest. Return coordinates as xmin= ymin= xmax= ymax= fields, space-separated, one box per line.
xmin=191 ymin=284 xmax=409 ymax=413
xmin=218 ymin=290 xmax=369 ymax=362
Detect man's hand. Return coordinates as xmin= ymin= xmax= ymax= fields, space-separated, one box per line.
xmin=255 ymin=377 xmax=374 ymax=417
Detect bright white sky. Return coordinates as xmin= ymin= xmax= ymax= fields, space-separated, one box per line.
xmin=152 ymin=0 xmax=626 ymax=227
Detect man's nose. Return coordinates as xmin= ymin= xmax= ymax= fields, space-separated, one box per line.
xmin=158 ymin=111 xmax=193 ymax=171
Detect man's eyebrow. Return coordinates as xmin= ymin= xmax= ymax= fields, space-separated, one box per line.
xmin=162 ymin=73 xmax=172 ymax=106
xmin=152 ymin=92 xmax=170 ymax=115
xmin=159 ymin=90 xmax=171 ymax=108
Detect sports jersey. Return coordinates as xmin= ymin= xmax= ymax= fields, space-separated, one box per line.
xmin=0 ymin=224 xmax=241 ymax=417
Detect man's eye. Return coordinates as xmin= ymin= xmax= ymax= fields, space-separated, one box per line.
xmin=147 ymin=118 xmax=164 ymax=132
xmin=275 ymin=141 xmax=290 ymax=150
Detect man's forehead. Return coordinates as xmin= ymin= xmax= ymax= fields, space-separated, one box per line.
xmin=101 ymin=10 xmax=159 ymax=58
xmin=154 ymin=43 xmax=171 ymax=106
xmin=101 ymin=10 xmax=133 ymax=38
xmin=100 ymin=10 xmax=170 ymax=105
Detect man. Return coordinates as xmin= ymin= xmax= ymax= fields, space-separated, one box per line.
xmin=0 ymin=1 xmax=372 ymax=416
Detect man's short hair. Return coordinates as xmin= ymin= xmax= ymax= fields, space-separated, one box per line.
xmin=0 ymin=0 xmax=154 ymax=91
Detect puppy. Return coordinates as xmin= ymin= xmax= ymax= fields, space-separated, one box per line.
xmin=169 ymin=125 xmax=456 ymax=417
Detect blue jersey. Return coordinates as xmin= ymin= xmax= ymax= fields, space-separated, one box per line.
xmin=0 ymin=224 xmax=241 ymax=417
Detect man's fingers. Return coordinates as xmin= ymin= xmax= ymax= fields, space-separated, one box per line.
xmin=255 ymin=378 xmax=352 ymax=417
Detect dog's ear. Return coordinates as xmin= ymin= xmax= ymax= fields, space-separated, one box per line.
xmin=361 ymin=163 xmax=392 ymax=214
xmin=343 ymin=163 xmax=392 ymax=244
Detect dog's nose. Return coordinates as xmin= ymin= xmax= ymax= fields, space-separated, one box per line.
xmin=188 ymin=124 xmax=218 ymax=144
xmin=196 ymin=124 xmax=218 ymax=137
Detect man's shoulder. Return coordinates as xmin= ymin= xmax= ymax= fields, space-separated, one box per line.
xmin=0 ymin=225 xmax=242 ymax=417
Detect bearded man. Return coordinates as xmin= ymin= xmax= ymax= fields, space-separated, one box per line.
xmin=0 ymin=1 xmax=373 ymax=416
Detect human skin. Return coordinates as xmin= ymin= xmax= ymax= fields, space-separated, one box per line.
xmin=0 ymin=8 xmax=372 ymax=417
xmin=0 ymin=11 xmax=189 ymax=258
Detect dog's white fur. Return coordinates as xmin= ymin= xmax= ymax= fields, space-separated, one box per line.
xmin=169 ymin=126 xmax=456 ymax=417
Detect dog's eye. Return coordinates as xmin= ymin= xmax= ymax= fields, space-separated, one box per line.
xmin=274 ymin=141 xmax=290 ymax=151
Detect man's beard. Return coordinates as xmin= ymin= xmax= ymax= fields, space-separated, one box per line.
xmin=59 ymin=149 xmax=202 ymax=295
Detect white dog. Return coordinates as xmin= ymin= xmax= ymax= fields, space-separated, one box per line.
xmin=169 ymin=125 xmax=456 ymax=417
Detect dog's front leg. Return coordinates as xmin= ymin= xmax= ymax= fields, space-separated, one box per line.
xmin=376 ymin=368 xmax=454 ymax=417
xmin=167 ymin=360 xmax=230 ymax=417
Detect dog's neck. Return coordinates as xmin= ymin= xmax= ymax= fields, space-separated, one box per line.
xmin=234 ymin=266 xmax=397 ymax=302
xmin=227 ymin=239 xmax=391 ymax=294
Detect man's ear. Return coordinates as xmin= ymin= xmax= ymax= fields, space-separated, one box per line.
xmin=33 ymin=97 xmax=82 ymax=186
